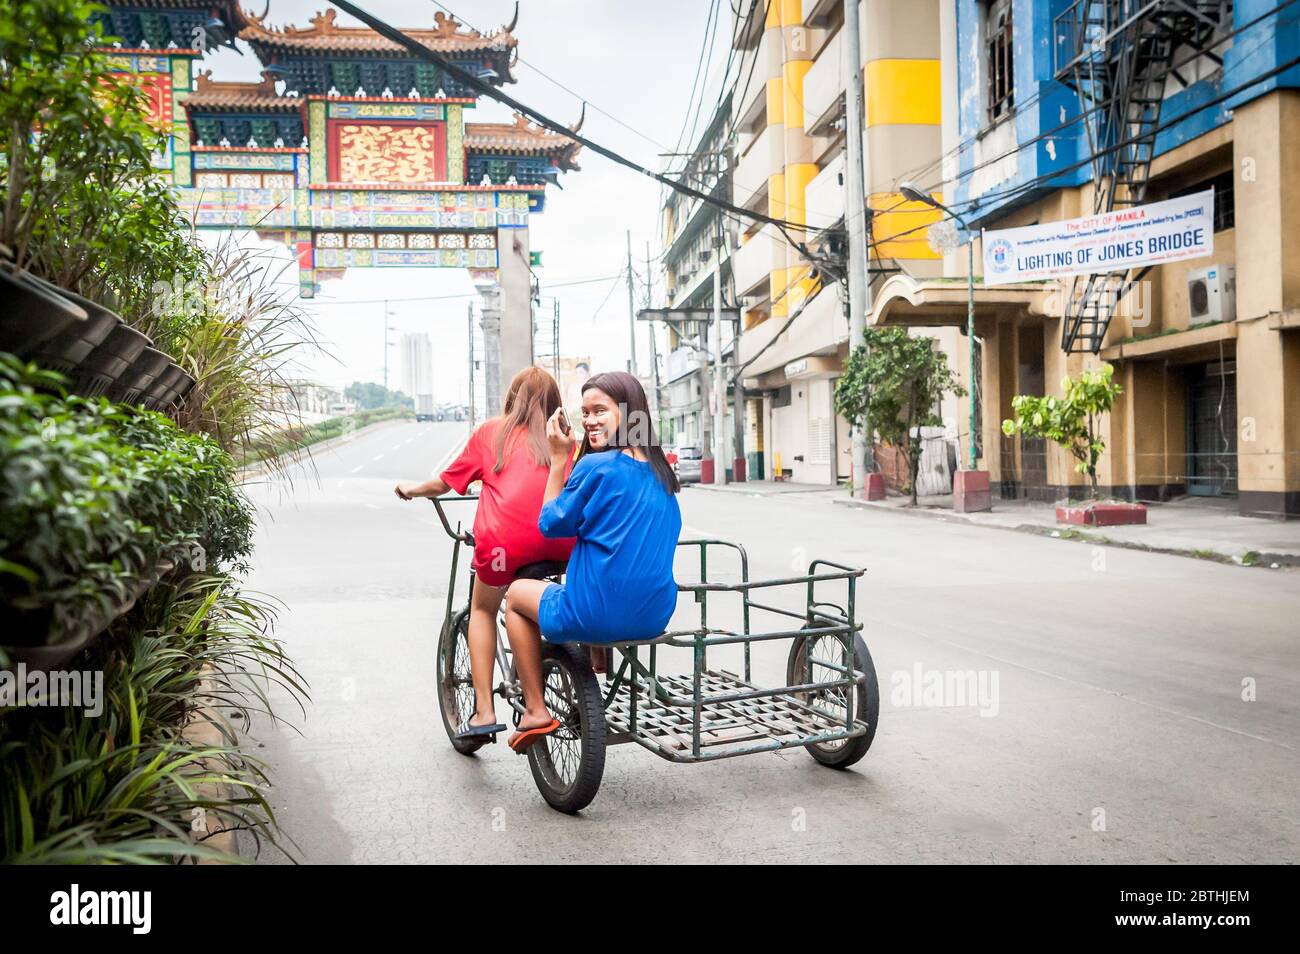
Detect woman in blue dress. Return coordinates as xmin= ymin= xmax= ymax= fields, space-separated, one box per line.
xmin=503 ymin=371 xmax=681 ymax=752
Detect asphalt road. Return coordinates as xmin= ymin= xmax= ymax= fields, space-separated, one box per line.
xmin=238 ymin=420 xmax=1300 ymax=863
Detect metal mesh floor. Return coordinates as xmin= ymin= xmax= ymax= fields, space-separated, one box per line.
xmin=605 ymin=669 xmax=859 ymax=761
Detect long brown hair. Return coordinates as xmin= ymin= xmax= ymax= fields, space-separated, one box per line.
xmin=579 ymin=371 xmax=679 ymax=494
xmin=493 ymin=366 xmax=563 ymax=472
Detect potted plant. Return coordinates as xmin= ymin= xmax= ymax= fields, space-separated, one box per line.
xmin=0 ymin=263 xmax=87 ymax=356
xmin=108 ymin=345 xmax=170 ymax=404
xmin=72 ymin=319 xmax=151 ymax=397
xmin=1 ymin=1 xmax=200 ymax=378
xmin=0 ymin=3 xmax=108 ymax=325
xmin=835 ymin=326 xmax=966 ymax=507
xmin=145 ymin=362 xmax=186 ymax=410
xmin=22 ymin=272 xmax=120 ymax=373
xmin=1001 ymin=364 xmax=1144 ymax=526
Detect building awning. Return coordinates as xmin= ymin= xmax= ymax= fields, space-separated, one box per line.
xmin=1266 ymin=308 xmax=1300 ymax=332
xmin=869 ymin=274 xmax=1057 ymax=330
xmin=1100 ymin=319 xmax=1237 ymax=363
xmin=738 ymin=285 xmax=845 ymax=386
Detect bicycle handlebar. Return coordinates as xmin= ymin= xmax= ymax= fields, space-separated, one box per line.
xmin=429 ymin=494 xmax=477 ymax=543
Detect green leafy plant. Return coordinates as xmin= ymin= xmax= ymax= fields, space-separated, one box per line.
xmin=0 ymin=355 xmax=254 ymax=647
xmin=0 ymin=0 xmax=207 ymax=317
xmin=835 ymin=326 xmax=965 ymax=506
xmin=243 ymin=405 xmax=413 ymax=467
xmin=1001 ymin=364 xmax=1122 ymax=501
xmin=1 ymin=574 xmax=307 ymax=864
xmin=344 ymin=380 xmax=414 ymax=411
xmin=136 ymin=237 xmax=326 ymax=477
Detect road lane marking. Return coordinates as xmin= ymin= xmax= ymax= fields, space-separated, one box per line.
xmin=372 ymin=454 xmax=384 ymax=461
xmin=350 ymin=465 xmax=364 ymax=473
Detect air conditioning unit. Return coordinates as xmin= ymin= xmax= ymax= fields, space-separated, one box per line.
xmin=1187 ymin=264 xmax=1236 ymax=326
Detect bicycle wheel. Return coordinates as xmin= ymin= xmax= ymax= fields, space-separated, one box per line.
xmin=437 ymin=609 xmax=489 ymax=755
xmin=786 ymin=628 xmax=879 ymax=769
xmin=526 ymin=644 xmax=607 ymax=813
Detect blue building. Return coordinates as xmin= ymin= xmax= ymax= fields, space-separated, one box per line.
xmin=872 ymin=0 xmax=1300 ymax=518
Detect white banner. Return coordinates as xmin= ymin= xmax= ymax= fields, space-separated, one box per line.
xmin=981 ymin=189 xmax=1214 ymax=286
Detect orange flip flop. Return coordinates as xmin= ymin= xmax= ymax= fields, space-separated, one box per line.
xmin=508 ymin=719 xmax=561 ymax=754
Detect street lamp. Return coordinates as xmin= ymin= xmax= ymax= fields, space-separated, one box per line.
xmin=899 ymin=181 xmax=979 ymax=471
xmin=382 ymin=301 xmax=399 ymax=392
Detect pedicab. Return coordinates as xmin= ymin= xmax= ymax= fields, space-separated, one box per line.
xmin=432 ymin=495 xmax=879 ymax=813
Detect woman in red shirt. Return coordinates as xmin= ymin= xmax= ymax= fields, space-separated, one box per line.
xmin=395 ymin=367 xmax=575 ymax=740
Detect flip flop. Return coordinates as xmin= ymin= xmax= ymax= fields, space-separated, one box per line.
xmin=508 ymin=718 xmax=561 ymax=754
xmin=456 ymin=714 xmax=508 ymax=742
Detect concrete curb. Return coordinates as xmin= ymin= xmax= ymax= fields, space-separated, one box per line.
xmin=236 ymin=416 xmax=411 ymax=484
xmin=832 ymin=496 xmax=1300 ymax=570
xmin=180 ymin=665 xmax=239 ymax=864
xmin=683 ymin=482 xmax=841 ymax=498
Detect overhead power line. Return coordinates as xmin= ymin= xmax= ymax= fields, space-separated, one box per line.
xmin=328 ymin=1 xmax=826 ymax=264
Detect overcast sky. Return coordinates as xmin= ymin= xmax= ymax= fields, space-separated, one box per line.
xmin=200 ymin=0 xmax=732 ymax=401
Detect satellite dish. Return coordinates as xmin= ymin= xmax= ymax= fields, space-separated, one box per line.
xmin=927 ymin=219 xmax=961 ymax=255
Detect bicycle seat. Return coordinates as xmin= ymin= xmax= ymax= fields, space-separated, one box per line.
xmin=514 ymin=560 xmax=567 ymax=580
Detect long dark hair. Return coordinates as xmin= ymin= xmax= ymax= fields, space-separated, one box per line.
xmin=579 ymin=371 xmax=679 ymax=494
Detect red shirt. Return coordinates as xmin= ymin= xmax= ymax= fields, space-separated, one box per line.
xmin=439 ymin=419 xmax=575 ymax=586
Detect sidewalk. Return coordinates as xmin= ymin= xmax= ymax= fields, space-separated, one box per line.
xmin=831 ymin=490 xmax=1300 ymax=567
xmin=684 ymin=479 xmax=843 ymax=497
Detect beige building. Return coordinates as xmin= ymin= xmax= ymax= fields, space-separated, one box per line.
xmin=731 ymin=0 xmax=960 ymax=485
xmin=872 ymin=0 xmax=1299 ymax=518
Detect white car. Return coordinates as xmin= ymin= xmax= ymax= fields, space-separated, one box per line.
xmin=672 ymin=445 xmax=703 ymax=484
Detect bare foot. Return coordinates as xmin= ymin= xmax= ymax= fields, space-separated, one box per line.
xmin=589 ymin=646 xmax=608 ymax=674
xmin=508 ymin=708 xmax=557 ymax=747
xmin=470 ymin=710 xmax=500 ymax=727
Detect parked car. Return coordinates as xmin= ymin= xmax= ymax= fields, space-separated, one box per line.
xmin=673 ymin=445 xmax=703 ymax=484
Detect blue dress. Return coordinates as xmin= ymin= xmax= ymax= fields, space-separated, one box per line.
xmin=536 ymin=450 xmax=681 ymax=644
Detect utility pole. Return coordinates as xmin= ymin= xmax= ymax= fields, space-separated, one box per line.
xmin=711 ymin=236 xmax=726 ymax=484
xmin=467 ymin=302 xmax=476 ymax=428
xmin=732 ymin=311 xmax=745 ymax=482
xmin=645 ymin=240 xmax=663 ymax=442
xmin=382 ymin=300 xmax=390 ymax=392
xmin=625 ymin=230 xmax=637 ymax=376
xmin=552 ymin=298 xmax=560 ymax=383
xmin=698 ymin=239 xmax=716 ymax=481
xmin=843 ymin=0 xmax=870 ymax=497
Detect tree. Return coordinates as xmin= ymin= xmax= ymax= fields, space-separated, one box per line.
xmin=1001 ymin=364 xmax=1122 ymax=500
xmin=345 ymin=381 xmax=412 ymax=411
xmin=835 ymin=327 xmax=966 ymax=506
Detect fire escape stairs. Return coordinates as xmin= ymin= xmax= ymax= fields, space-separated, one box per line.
xmin=1053 ymin=0 xmax=1230 ymax=353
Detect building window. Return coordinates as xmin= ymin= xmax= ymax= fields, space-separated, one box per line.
xmin=985 ymin=0 xmax=1014 ymax=124
xmin=1170 ymin=170 xmax=1234 ymax=232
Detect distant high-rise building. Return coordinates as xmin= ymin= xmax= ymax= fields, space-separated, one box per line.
xmin=399 ymin=332 xmax=433 ymax=398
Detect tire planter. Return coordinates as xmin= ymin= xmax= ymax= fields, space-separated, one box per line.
xmin=72 ymin=320 xmax=151 ymax=398
xmin=108 ymin=346 xmax=170 ymax=405
xmin=2 ymin=562 xmax=172 ymax=671
xmin=0 ymin=264 xmax=87 ymax=358
xmin=166 ymin=367 xmax=197 ymax=410
xmin=23 ymin=278 xmax=121 ymax=376
xmin=145 ymin=362 xmax=185 ymax=410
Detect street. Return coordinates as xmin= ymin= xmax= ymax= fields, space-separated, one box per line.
xmin=239 ymin=420 xmax=1300 ymax=864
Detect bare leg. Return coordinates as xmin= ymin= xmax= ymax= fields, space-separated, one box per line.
xmin=504 ymin=579 xmax=556 ymax=743
xmin=467 ymin=580 xmax=505 ymax=726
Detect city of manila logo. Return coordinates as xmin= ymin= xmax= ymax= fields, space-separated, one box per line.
xmin=987 ymin=237 xmax=1014 ymax=274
